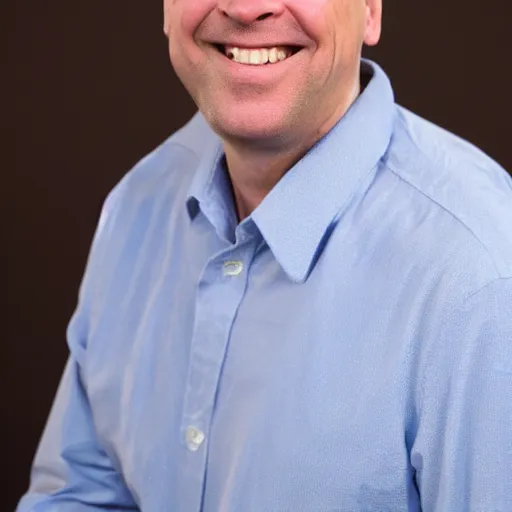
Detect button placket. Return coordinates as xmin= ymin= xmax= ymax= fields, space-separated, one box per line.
xmin=178 ymin=241 xmax=255 ymax=510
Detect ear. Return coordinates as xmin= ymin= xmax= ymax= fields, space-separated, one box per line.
xmin=363 ymin=0 xmax=382 ymax=46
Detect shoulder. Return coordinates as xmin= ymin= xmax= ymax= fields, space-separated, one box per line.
xmin=76 ymin=112 xmax=217 ymax=302
xmin=106 ymin=112 xmax=213 ymax=211
xmin=94 ymin=112 xmax=218 ymax=239
xmin=382 ymin=105 xmax=512 ymax=282
xmin=85 ymin=112 xmax=217 ymax=266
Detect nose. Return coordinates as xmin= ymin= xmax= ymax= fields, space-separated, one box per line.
xmin=217 ymin=0 xmax=285 ymax=26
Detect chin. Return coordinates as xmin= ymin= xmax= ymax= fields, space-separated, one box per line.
xmin=206 ymin=108 xmax=293 ymax=148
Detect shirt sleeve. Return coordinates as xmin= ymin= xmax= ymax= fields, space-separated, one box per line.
xmin=16 ymin=186 xmax=139 ymax=511
xmin=412 ymin=277 xmax=512 ymax=511
xmin=15 ymin=356 xmax=138 ymax=511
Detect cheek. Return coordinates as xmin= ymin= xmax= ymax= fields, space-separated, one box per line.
xmin=290 ymin=0 xmax=365 ymax=47
xmin=165 ymin=4 xmax=197 ymax=67
xmin=166 ymin=0 xmax=216 ymax=38
xmin=168 ymin=39 xmax=192 ymax=87
xmin=167 ymin=31 xmax=205 ymax=103
xmin=286 ymin=0 xmax=337 ymax=39
xmin=288 ymin=0 xmax=332 ymax=17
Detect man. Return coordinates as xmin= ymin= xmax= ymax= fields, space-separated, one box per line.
xmin=18 ymin=0 xmax=512 ymax=510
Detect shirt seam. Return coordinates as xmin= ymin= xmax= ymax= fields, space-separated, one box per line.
xmin=165 ymin=140 xmax=202 ymax=164
xmin=385 ymin=163 xmax=503 ymax=280
xmin=417 ymin=275 xmax=512 ymax=428
xmin=464 ymin=276 xmax=512 ymax=302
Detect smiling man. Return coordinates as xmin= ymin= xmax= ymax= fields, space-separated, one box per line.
xmin=17 ymin=1 xmax=512 ymax=511
xmin=166 ymin=0 xmax=378 ymax=217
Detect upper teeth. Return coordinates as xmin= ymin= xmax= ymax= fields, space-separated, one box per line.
xmin=225 ymin=46 xmax=292 ymax=65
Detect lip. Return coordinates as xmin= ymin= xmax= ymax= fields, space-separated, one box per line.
xmin=210 ymin=41 xmax=305 ymax=50
xmin=206 ymin=43 xmax=304 ymax=84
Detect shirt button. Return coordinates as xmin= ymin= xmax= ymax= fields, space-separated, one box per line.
xmin=223 ymin=260 xmax=244 ymax=277
xmin=185 ymin=426 xmax=205 ymax=452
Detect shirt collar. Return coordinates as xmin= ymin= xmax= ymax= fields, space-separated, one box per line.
xmin=186 ymin=59 xmax=396 ymax=282
xmin=186 ymin=123 xmax=238 ymax=243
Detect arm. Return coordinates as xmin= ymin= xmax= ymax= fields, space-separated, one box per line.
xmin=16 ymin=356 xmax=138 ymax=511
xmin=413 ymin=278 xmax=512 ymax=511
xmin=17 ymin=188 xmax=139 ymax=511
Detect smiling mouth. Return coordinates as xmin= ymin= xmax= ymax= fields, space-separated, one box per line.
xmin=212 ymin=44 xmax=302 ymax=65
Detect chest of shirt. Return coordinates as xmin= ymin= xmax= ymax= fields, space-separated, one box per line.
xmin=82 ymin=224 xmax=425 ymax=511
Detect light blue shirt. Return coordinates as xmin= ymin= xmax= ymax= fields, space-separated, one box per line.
xmin=18 ymin=60 xmax=512 ymax=512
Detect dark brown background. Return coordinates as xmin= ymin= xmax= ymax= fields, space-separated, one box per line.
xmin=6 ymin=0 xmax=511 ymax=509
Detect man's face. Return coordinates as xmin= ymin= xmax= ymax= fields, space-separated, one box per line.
xmin=164 ymin=0 xmax=381 ymax=147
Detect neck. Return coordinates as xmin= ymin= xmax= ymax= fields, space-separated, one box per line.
xmin=223 ymin=138 xmax=312 ymax=221
xmin=222 ymin=80 xmax=361 ymax=222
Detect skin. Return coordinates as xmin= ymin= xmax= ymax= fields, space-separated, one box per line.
xmin=163 ymin=0 xmax=382 ymax=220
